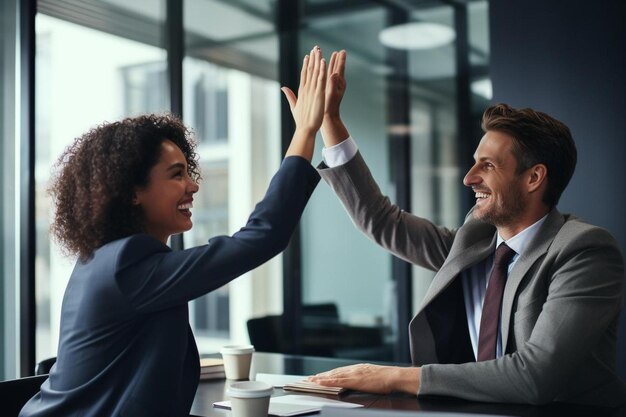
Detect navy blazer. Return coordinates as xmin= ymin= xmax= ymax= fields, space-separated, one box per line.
xmin=20 ymin=156 xmax=320 ymax=417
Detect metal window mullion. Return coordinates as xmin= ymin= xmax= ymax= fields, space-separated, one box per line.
xmin=19 ymin=0 xmax=37 ymax=377
xmin=166 ymin=0 xmax=185 ymax=251
xmin=278 ymin=0 xmax=302 ymax=355
xmin=386 ymin=8 xmax=413 ymax=364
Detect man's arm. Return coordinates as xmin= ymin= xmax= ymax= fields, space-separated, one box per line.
xmin=317 ymin=51 xmax=456 ymax=270
xmin=311 ymin=225 xmax=625 ymax=406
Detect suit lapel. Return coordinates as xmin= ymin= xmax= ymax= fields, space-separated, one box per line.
xmin=501 ymin=209 xmax=565 ymax=352
xmin=419 ymin=230 xmax=497 ymax=312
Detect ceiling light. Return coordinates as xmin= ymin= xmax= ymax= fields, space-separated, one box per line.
xmin=379 ymin=22 xmax=455 ymax=50
xmin=471 ymin=78 xmax=493 ymax=99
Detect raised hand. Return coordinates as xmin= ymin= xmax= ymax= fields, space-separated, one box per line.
xmin=325 ymin=50 xmax=347 ymax=119
xmin=281 ymin=46 xmax=327 ymax=138
xmin=320 ymin=50 xmax=350 ymax=147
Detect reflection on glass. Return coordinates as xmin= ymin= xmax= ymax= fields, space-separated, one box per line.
xmin=300 ymin=0 xmax=490 ymax=361
xmin=35 ymin=12 xmax=167 ymax=363
xmin=183 ymin=0 xmax=281 ymax=352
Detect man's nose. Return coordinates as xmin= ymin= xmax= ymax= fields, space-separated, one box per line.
xmin=463 ymin=165 xmax=480 ymax=187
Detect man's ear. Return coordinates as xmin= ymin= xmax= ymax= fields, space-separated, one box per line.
xmin=527 ymin=163 xmax=547 ymax=193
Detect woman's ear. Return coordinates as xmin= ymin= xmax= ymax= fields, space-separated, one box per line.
xmin=132 ymin=189 xmax=142 ymax=206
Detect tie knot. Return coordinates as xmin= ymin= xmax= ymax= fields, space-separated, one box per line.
xmin=494 ymin=243 xmax=516 ymax=266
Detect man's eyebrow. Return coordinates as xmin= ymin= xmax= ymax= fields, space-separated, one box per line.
xmin=166 ymin=162 xmax=186 ymax=171
xmin=475 ymin=156 xmax=501 ymax=164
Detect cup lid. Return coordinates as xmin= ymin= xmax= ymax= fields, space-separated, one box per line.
xmin=227 ymin=381 xmax=273 ymax=398
xmin=220 ymin=345 xmax=255 ymax=355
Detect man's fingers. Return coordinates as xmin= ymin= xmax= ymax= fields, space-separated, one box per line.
xmin=329 ymin=73 xmax=341 ymax=90
xmin=338 ymin=50 xmax=346 ymax=77
xmin=328 ymin=51 xmax=337 ymax=79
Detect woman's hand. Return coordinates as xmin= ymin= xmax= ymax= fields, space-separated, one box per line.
xmin=282 ymin=46 xmax=326 ymax=161
xmin=308 ymin=363 xmax=421 ymax=395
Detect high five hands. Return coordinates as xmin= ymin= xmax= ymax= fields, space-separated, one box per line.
xmin=282 ymin=48 xmax=350 ymax=160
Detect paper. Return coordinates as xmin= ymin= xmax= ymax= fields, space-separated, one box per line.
xmin=320 ymin=409 xmax=513 ymax=417
xmin=213 ymin=394 xmax=363 ymax=417
xmin=200 ymin=358 xmax=224 ymax=368
xmin=256 ymin=373 xmax=309 ymax=387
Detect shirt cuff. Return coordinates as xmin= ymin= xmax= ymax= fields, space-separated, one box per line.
xmin=321 ymin=136 xmax=358 ymax=168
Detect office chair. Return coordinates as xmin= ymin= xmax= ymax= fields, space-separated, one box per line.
xmin=247 ymin=303 xmax=389 ymax=359
xmin=35 ymin=357 xmax=56 ymax=375
xmin=246 ymin=314 xmax=285 ymax=353
xmin=0 ymin=374 xmax=47 ymax=417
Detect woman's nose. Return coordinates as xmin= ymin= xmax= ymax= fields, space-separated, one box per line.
xmin=188 ymin=179 xmax=199 ymax=193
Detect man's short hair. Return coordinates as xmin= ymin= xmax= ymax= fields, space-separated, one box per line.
xmin=481 ymin=103 xmax=577 ymax=207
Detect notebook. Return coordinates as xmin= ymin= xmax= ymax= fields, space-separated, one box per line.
xmin=199 ymin=358 xmax=225 ymax=381
xmin=255 ymin=373 xmax=346 ymax=395
xmin=320 ymin=409 xmax=513 ymax=417
xmin=213 ymin=394 xmax=363 ymax=417
xmin=283 ymin=381 xmax=346 ymax=395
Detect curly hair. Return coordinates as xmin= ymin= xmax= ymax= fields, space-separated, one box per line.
xmin=49 ymin=113 xmax=201 ymax=261
xmin=482 ymin=103 xmax=577 ymax=207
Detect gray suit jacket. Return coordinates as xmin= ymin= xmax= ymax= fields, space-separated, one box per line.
xmin=318 ymin=152 xmax=626 ymax=406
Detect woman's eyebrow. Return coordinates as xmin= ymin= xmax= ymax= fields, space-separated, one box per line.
xmin=166 ymin=162 xmax=186 ymax=171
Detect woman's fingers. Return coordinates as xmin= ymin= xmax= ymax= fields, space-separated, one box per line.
xmin=299 ymin=54 xmax=309 ymax=91
xmin=280 ymin=87 xmax=297 ymax=111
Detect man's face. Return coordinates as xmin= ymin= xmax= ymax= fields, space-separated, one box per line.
xmin=463 ymin=131 xmax=527 ymax=227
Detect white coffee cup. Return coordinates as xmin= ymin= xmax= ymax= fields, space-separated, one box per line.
xmin=227 ymin=380 xmax=273 ymax=417
xmin=220 ymin=345 xmax=255 ymax=380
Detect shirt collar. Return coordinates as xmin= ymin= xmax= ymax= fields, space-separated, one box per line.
xmin=496 ymin=213 xmax=549 ymax=256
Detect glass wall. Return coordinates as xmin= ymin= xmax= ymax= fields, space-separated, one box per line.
xmin=299 ymin=0 xmax=490 ymax=361
xmin=183 ymin=0 xmax=282 ymax=351
xmin=1 ymin=0 xmax=19 ymax=380
xmin=32 ymin=0 xmax=285 ymax=363
xmin=34 ymin=3 xmax=168 ymax=363
xmin=3 ymin=0 xmax=490 ymax=374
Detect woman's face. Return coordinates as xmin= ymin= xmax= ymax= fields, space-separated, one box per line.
xmin=134 ymin=139 xmax=199 ymax=243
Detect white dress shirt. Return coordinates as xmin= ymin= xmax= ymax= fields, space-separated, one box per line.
xmin=323 ymin=137 xmax=548 ymax=360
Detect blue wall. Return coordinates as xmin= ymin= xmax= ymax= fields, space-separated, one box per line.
xmin=489 ymin=0 xmax=626 ymax=378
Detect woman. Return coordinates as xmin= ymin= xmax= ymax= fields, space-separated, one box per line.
xmin=20 ymin=47 xmax=326 ymax=417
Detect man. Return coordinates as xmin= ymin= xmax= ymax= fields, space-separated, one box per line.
xmin=292 ymin=51 xmax=625 ymax=406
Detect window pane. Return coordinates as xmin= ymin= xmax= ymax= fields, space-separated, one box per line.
xmin=300 ymin=0 xmax=490 ymax=361
xmin=184 ymin=0 xmax=282 ymax=353
xmin=35 ymin=6 xmax=166 ymax=363
xmin=1 ymin=0 xmax=19 ymax=380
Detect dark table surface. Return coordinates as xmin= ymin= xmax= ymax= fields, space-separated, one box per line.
xmin=191 ymin=352 xmax=626 ymax=417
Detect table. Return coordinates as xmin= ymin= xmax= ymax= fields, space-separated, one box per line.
xmin=190 ymin=352 xmax=626 ymax=417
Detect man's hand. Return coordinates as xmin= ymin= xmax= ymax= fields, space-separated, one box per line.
xmin=325 ymin=50 xmax=347 ymax=119
xmin=308 ymin=363 xmax=421 ymax=395
xmin=321 ymin=50 xmax=350 ymax=147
